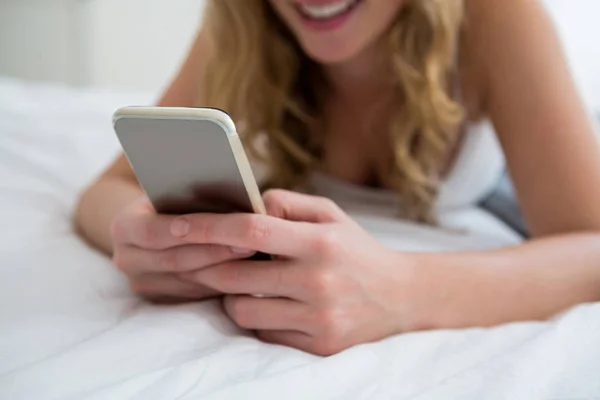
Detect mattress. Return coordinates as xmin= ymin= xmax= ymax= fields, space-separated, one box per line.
xmin=1 ymin=77 xmax=599 ymax=399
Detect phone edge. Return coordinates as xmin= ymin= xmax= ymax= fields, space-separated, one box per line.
xmin=227 ymin=135 xmax=267 ymax=215
xmin=112 ymin=106 xmax=266 ymax=215
xmin=113 ymin=106 xmax=237 ymax=137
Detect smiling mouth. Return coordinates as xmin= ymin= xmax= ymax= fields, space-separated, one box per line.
xmin=294 ymin=0 xmax=362 ymax=21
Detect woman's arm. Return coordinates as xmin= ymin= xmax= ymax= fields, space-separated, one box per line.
xmin=75 ymin=157 xmax=145 ymax=253
xmin=155 ymin=190 xmax=600 ymax=355
xmin=467 ymin=0 xmax=600 ymax=235
xmin=407 ymin=235 xmax=600 ymax=330
xmin=411 ymin=0 xmax=600 ymax=329
xmin=75 ymin=29 xmax=210 ymax=254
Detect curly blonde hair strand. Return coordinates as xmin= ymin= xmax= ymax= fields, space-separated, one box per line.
xmin=201 ymin=0 xmax=465 ymax=222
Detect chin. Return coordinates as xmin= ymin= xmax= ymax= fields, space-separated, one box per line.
xmin=268 ymin=0 xmax=401 ymax=66
xmin=300 ymin=40 xmax=363 ymax=64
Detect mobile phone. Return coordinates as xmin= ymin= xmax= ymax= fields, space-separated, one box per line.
xmin=112 ymin=106 xmax=266 ymax=216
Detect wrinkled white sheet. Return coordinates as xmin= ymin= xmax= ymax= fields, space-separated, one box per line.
xmin=1 ymin=77 xmax=599 ymax=399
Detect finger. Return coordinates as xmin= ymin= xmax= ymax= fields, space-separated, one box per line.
xmin=113 ymin=209 xmax=181 ymax=250
xmin=129 ymin=273 xmax=219 ymax=300
xmin=170 ymin=213 xmax=316 ymax=257
xmin=263 ymin=189 xmax=348 ymax=223
xmin=182 ymin=260 xmax=307 ymax=300
xmin=258 ymin=330 xmax=342 ymax=356
xmin=257 ymin=330 xmax=319 ymax=354
xmin=114 ymin=244 xmax=255 ymax=274
xmin=223 ymin=295 xmax=310 ymax=331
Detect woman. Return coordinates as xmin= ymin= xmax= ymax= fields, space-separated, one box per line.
xmin=76 ymin=0 xmax=600 ymax=356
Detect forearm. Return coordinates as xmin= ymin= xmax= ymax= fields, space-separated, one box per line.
xmin=75 ymin=177 xmax=143 ymax=254
xmin=405 ymin=233 xmax=600 ymax=330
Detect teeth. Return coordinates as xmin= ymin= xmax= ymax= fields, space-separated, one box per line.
xmin=300 ymin=0 xmax=356 ymax=19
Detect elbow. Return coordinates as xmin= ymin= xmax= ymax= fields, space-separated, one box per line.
xmin=529 ymin=217 xmax=600 ymax=240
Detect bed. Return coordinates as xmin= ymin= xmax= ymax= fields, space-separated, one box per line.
xmin=0 ymin=75 xmax=599 ymax=399
xmin=2 ymin=2 xmax=600 ymax=395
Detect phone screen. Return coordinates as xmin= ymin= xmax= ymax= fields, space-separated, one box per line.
xmin=114 ymin=115 xmax=257 ymax=214
xmin=114 ymin=109 xmax=271 ymax=260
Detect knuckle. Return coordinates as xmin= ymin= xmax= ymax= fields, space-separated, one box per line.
xmin=243 ymin=215 xmax=270 ymax=241
xmin=312 ymin=337 xmax=342 ymax=357
xmin=315 ymin=307 xmax=339 ymax=332
xmin=229 ymin=298 xmax=252 ymax=327
xmin=217 ymin=264 xmax=242 ymax=289
xmin=306 ymin=268 xmax=338 ymax=301
xmin=262 ymin=189 xmax=283 ymax=203
xmin=128 ymin=279 xmax=150 ymax=296
xmin=263 ymin=189 xmax=286 ymax=217
xmin=206 ymin=244 xmax=228 ymax=263
xmin=112 ymin=250 xmax=131 ymax=273
xmin=313 ymin=229 xmax=342 ymax=258
xmin=109 ymin=218 xmax=125 ymax=240
xmin=138 ymin=222 xmax=159 ymax=249
xmin=138 ymin=199 xmax=155 ymax=214
xmin=271 ymin=267 xmax=285 ymax=295
xmin=319 ymin=197 xmax=340 ymax=215
xmin=196 ymin=218 xmax=216 ymax=243
xmin=158 ymin=249 xmax=180 ymax=272
xmin=313 ymin=308 xmax=347 ymax=355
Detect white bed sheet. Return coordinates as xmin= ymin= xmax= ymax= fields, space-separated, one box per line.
xmin=0 ymin=77 xmax=599 ymax=399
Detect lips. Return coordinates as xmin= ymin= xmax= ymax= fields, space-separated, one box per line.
xmin=295 ymin=0 xmax=358 ymax=20
xmin=292 ymin=0 xmax=362 ymax=31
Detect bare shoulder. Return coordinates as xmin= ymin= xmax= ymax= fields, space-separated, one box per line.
xmin=461 ymin=0 xmax=600 ymax=235
xmin=460 ymin=0 xmax=559 ymax=113
xmin=462 ymin=0 xmax=552 ymax=42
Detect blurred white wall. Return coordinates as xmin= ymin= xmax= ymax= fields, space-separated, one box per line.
xmin=0 ymin=0 xmax=599 ymax=110
xmin=86 ymin=0 xmax=205 ymax=93
xmin=0 ymin=0 xmax=205 ymax=94
xmin=0 ymin=0 xmax=87 ymax=85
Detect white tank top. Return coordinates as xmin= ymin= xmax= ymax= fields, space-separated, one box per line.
xmin=307 ymin=119 xmax=506 ymax=215
xmin=304 ymin=120 xmax=522 ymax=251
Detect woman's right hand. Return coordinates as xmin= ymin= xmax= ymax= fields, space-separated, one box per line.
xmin=110 ymin=197 xmax=256 ymax=302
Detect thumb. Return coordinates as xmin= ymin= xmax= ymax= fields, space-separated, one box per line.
xmin=262 ymin=189 xmax=347 ymax=223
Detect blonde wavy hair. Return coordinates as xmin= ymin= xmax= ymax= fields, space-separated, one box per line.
xmin=201 ymin=0 xmax=465 ymax=222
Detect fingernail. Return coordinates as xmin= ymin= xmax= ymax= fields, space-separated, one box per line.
xmin=171 ymin=218 xmax=190 ymax=237
xmin=230 ymin=247 xmax=255 ymax=255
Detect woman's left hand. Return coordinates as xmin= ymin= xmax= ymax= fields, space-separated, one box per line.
xmin=175 ymin=189 xmax=416 ymax=356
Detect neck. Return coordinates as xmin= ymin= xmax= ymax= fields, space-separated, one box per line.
xmin=322 ymin=42 xmax=392 ymax=100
